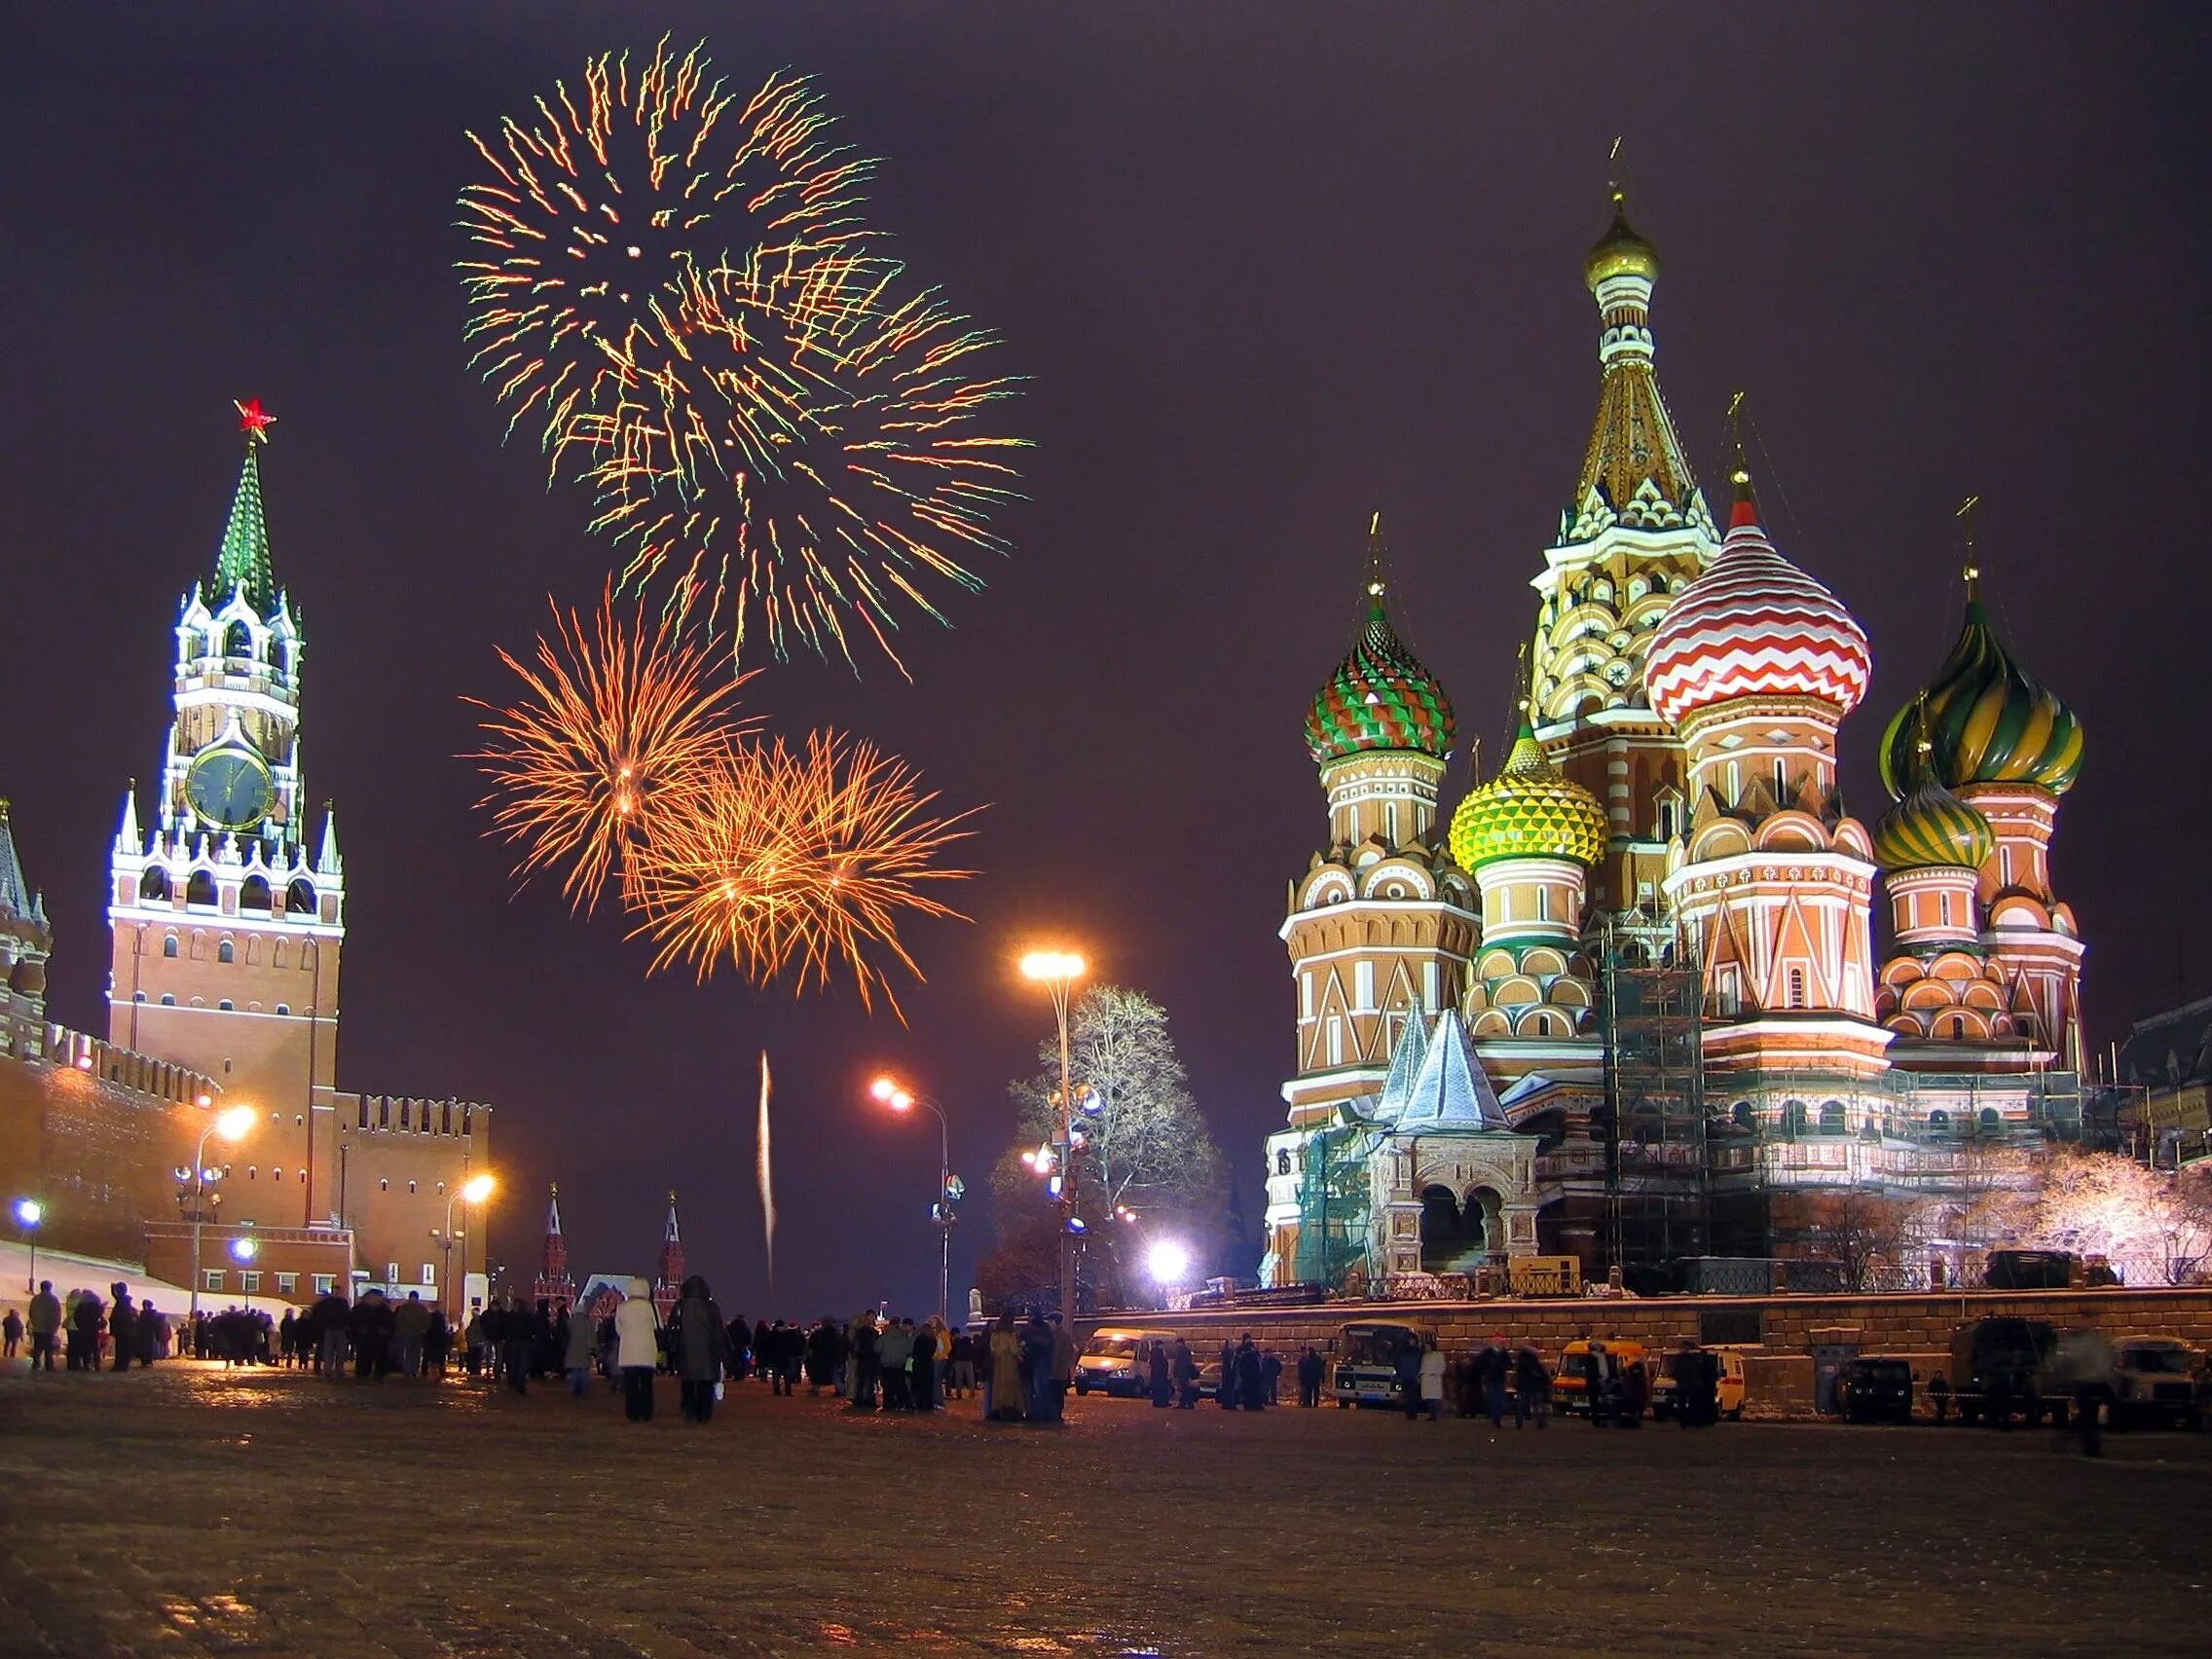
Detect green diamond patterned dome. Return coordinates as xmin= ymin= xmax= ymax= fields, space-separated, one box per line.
xmin=1450 ymin=721 xmax=1607 ymax=870
xmin=1873 ymin=774 xmax=1997 ymax=872
xmin=1306 ymin=586 xmax=1456 ymax=764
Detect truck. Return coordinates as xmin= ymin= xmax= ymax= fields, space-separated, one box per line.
xmin=1948 ymin=1317 xmax=2066 ymax=1425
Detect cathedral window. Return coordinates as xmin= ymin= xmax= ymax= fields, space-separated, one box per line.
xmin=408 ymin=1180 xmax=417 ymax=1195
xmin=1949 ymin=1015 xmax=1966 ymax=1039
xmin=1326 ymin=1016 xmax=1344 ymax=1067
xmin=218 ymin=940 xmax=235 ymax=964
xmin=224 ymin=621 xmax=253 ymax=658
xmin=1928 ymin=1109 xmax=1951 ymax=1131
xmin=1275 ymin=1150 xmax=1291 ymax=1176
xmin=133 ymin=991 xmax=145 ymax=1003
xmin=218 ymin=1000 xmax=234 ymax=1012
xmin=1772 ymin=759 xmax=1788 ymax=801
xmin=276 ymin=1004 xmax=289 ymax=1015
xmin=160 ymin=994 xmax=175 ymax=1006
xmin=1939 ymin=893 xmax=1955 ymax=928
xmin=246 ymin=1165 xmax=256 ymax=1180
xmin=1783 ymin=1101 xmax=1809 ymax=1138
xmin=379 ymin=1178 xmax=389 ymax=1192
xmin=163 ymin=935 xmax=179 ymax=958
xmin=1819 ymin=1101 xmax=1846 ymax=1134
xmin=1979 ymin=1107 xmax=2002 ymax=1131
xmin=1787 ymin=968 xmax=1807 ymax=1010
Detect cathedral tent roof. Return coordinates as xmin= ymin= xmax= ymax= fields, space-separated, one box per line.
xmin=1393 ymin=1010 xmax=1510 ymax=1131
xmin=1370 ymin=1003 xmax=1432 ymax=1124
xmin=0 ymin=801 xmax=31 ymax=919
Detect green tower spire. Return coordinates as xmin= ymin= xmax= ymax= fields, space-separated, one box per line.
xmin=214 ymin=398 xmax=279 ymax=611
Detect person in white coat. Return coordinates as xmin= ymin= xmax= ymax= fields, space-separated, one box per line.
xmin=613 ymin=1278 xmax=661 ymax=1423
xmin=1419 ymin=1340 xmax=1448 ymax=1421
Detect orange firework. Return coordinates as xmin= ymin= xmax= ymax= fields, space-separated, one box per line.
xmin=628 ymin=728 xmax=977 ymax=1015
xmin=467 ymin=590 xmax=755 ymax=912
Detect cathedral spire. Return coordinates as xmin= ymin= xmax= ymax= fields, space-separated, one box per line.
xmin=214 ymin=400 xmax=279 ymax=613
xmin=115 ymin=783 xmax=141 ymax=857
xmin=315 ymin=803 xmax=342 ymax=877
xmin=1565 ymin=169 xmax=1711 ymax=543
xmin=0 ymin=799 xmax=30 ymax=920
xmin=651 ymin=1191 xmax=685 ymax=1320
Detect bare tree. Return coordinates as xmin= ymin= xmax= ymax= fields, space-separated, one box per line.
xmin=1792 ymin=1190 xmax=1935 ymax=1291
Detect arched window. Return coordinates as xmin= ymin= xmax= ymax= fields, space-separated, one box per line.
xmin=1730 ymin=1101 xmax=1753 ymax=1130
xmin=132 ymin=991 xmax=146 ymax=1003
xmin=273 ymin=940 xmax=288 ymax=969
xmin=407 ymin=1181 xmax=418 ymax=1195
xmin=163 ymin=934 xmax=179 ymax=958
xmin=287 ymin=879 xmax=316 ymax=916
xmin=246 ymin=1165 xmax=257 ymax=1180
xmin=1787 ymin=968 xmax=1807 ymax=1010
xmin=141 ymin=868 xmax=170 ymax=902
xmin=1979 ymin=1107 xmax=2002 ymax=1131
xmin=272 ymin=1168 xmax=282 ymax=1181
xmin=379 ymin=1178 xmax=389 ymax=1192
xmin=1819 ymin=1100 xmax=1846 ymax=1134
xmin=224 ymin=621 xmax=253 ymax=658
xmin=186 ymin=870 xmax=217 ymax=906
xmin=1783 ymin=1100 xmax=1809 ymax=1138
xmin=1938 ymin=892 xmax=1955 ymax=928
xmin=276 ymin=1004 xmax=290 ymax=1016
xmin=218 ymin=940 xmax=235 ymax=964
xmin=268 ymin=638 xmax=288 ymax=674
xmin=160 ymin=993 xmax=176 ymax=1006
xmin=1949 ymin=1014 xmax=1966 ymax=1039
xmin=1929 ymin=1109 xmax=1951 ymax=1131
xmin=240 ymin=876 xmax=272 ymax=912
xmin=217 ymin=1000 xmax=234 ymax=1012
xmin=1275 ymin=1149 xmax=1292 ymax=1176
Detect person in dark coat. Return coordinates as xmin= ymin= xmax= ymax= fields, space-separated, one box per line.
xmin=1296 ymin=1345 xmax=1325 ymax=1408
xmin=70 ymin=1290 xmax=104 ymax=1371
xmin=1173 ymin=1337 xmax=1199 ymax=1408
xmin=672 ymin=1274 xmax=728 ymax=1422
xmin=1217 ymin=1339 xmax=1239 ymax=1410
xmin=1394 ymin=1341 xmax=1423 ymax=1420
xmin=1235 ymin=1336 xmax=1266 ymax=1412
xmin=1513 ymin=1345 xmax=1551 ymax=1428
xmin=135 ymin=1304 xmax=162 ymax=1366
xmin=1149 ymin=1340 xmax=1173 ymax=1408
xmin=350 ymin=1290 xmax=394 ymax=1380
xmin=499 ymin=1293 xmax=534 ymax=1393
xmin=108 ymin=1288 xmax=138 ymax=1372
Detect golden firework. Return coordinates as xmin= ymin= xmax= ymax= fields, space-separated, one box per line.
xmin=467 ymin=589 xmax=755 ymax=912
xmin=628 ymin=728 xmax=976 ymax=1016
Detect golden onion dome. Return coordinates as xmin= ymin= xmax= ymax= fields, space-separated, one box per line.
xmin=1450 ymin=720 xmax=1607 ymax=871
xmin=1585 ymin=191 xmax=1660 ymax=288
xmin=1877 ymin=578 xmax=2083 ymax=797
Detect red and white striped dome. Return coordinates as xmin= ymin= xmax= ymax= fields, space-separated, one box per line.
xmin=1643 ymin=484 xmax=1870 ymax=728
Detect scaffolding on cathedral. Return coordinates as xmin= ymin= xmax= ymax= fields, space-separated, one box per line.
xmin=1292 ymin=1117 xmax=1374 ymax=1288
xmin=1596 ymin=920 xmax=1714 ymax=1272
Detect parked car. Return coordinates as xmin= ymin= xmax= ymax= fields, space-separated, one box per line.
xmin=1831 ymin=1355 xmax=1915 ymax=1424
xmin=2110 ymin=1337 xmax=2202 ymax=1429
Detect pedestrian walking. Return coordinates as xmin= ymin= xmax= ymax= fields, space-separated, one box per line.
xmin=2 ymin=1307 xmax=20 ymax=1358
xmin=614 ymin=1278 xmax=660 ymax=1422
xmin=1419 ymin=1339 xmax=1448 ymax=1421
xmin=1513 ymin=1345 xmax=1550 ymax=1428
xmin=1172 ymin=1336 xmax=1199 ymax=1409
xmin=672 ymin=1274 xmax=727 ymax=1423
xmin=1928 ymin=1372 xmax=1950 ymax=1425
xmin=26 ymin=1281 xmax=59 ymax=1371
xmin=1396 ymin=1339 xmax=1424 ymax=1420
xmin=1151 ymin=1340 xmax=1175 ymax=1409
xmin=1050 ymin=1315 xmax=1078 ymax=1419
xmin=564 ymin=1298 xmax=597 ymax=1395
xmin=986 ymin=1310 xmax=1025 ymax=1421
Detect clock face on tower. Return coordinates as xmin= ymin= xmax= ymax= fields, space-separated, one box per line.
xmin=186 ymin=746 xmax=276 ymax=830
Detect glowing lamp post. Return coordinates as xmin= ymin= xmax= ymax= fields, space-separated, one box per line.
xmin=1146 ymin=1239 xmax=1192 ymax=1291
xmin=232 ymin=1235 xmax=259 ymax=1314
xmin=1020 ymin=949 xmax=1087 ymax=1319
xmin=435 ymin=1172 xmax=497 ymax=1320
xmin=14 ymin=1198 xmax=43 ymax=1294
xmin=189 ymin=1105 xmax=258 ymax=1323
xmin=870 ymin=1075 xmax=954 ymax=1321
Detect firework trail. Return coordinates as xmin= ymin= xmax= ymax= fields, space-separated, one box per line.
xmin=467 ymin=589 xmax=756 ymax=913
xmin=757 ymin=1050 xmax=776 ymax=1298
xmin=457 ymin=36 xmax=1026 ymax=674
xmin=627 ymin=728 xmax=977 ymax=1017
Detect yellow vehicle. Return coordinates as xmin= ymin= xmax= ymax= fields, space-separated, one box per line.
xmin=1649 ymin=1345 xmax=1749 ymax=1421
xmin=1507 ymin=1256 xmax=1583 ymax=1298
xmin=1554 ymin=1338 xmax=1649 ymax=1418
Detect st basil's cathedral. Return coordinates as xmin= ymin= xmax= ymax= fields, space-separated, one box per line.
xmin=1260 ymin=190 xmax=2086 ymax=1290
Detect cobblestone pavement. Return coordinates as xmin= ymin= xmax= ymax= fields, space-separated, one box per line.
xmin=1 ymin=1363 xmax=2205 ymax=1657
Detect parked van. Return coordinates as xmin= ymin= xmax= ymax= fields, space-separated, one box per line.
xmin=1074 ymin=1328 xmax=1176 ymax=1397
xmin=1331 ymin=1320 xmax=1432 ymax=1407
xmin=1648 ymin=1345 xmax=1749 ymax=1420
xmin=1554 ymin=1338 xmax=1650 ymax=1418
xmin=2111 ymin=1337 xmax=2202 ymax=1428
xmin=1949 ymin=1317 xmax=2064 ymax=1424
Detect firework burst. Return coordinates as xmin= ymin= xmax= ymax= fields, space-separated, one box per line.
xmin=457 ymin=36 xmax=1026 ymax=674
xmin=627 ymin=728 xmax=977 ymax=1016
xmin=467 ymin=590 xmax=755 ymax=913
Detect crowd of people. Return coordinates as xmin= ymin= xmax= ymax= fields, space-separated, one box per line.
xmin=4 ymin=1281 xmax=174 ymax=1371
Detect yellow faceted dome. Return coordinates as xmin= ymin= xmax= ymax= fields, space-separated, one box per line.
xmin=1450 ymin=722 xmax=1607 ymax=871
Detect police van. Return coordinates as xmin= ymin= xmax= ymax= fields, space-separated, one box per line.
xmin=1331 ymin=1320 xmax=1432 ymax=1407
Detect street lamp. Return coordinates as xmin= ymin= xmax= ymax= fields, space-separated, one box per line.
xmin=1020 ymin=948 xmax=1087 ymax=1319
xmin=1146 ymin=1238 xmax=1192 ymax=1289
xmin=871 ymin=1075 xmax=955 ymax=1321
xmin=14 ymin=1198 xmax=42 ymax=1294
xmin=436 ymin=1172 xmax=497 ymax=1319
xmin=189 ymin=1105 xmax=258 ymax=1323
xmin=232 ymin=1235 xmax=259 ymax=1315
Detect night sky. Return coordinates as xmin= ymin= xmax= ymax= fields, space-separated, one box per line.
xmin=4 ymin=4 xmax=2207 ymax=1317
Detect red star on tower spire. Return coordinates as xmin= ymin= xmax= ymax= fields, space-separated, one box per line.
xmin=234 ymin=397 xmax=277 ymax=445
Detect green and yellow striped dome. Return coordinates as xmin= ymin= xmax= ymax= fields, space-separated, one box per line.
xmin=1872 ymin=775 xmax=1996 ymax=872
xmin=1878 ymin=593 xmax=2083 ymax=797
xmin=1450 ymin=722 xmax=1607 ymax=870
xmin=1307 ymin=588 xmax=1456 ymax=764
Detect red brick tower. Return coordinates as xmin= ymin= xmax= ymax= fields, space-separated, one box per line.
xmin=651 ymin=1191 xmax=683 ymax=1321
xmin=533 ymin=1183 xmax=573 ymax=1312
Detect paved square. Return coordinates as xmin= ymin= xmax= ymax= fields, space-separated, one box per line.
xmin=2 ymin=1363 xmax=2204 ymax=1656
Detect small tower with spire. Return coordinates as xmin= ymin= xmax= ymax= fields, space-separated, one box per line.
xmin=652 ymin=1192 xmax=684 ymax=1321
xmin=0 ymin=798 xmax=54 ymax=1059
xmin=533 ymin=1184 xmax=574 ymax=1312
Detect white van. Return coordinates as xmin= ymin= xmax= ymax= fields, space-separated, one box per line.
xmin=1332 ymin=1320 xmax=1432 ymax=1407
xmin=1075 ymin=1328 xmax=1176 ymax=1397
